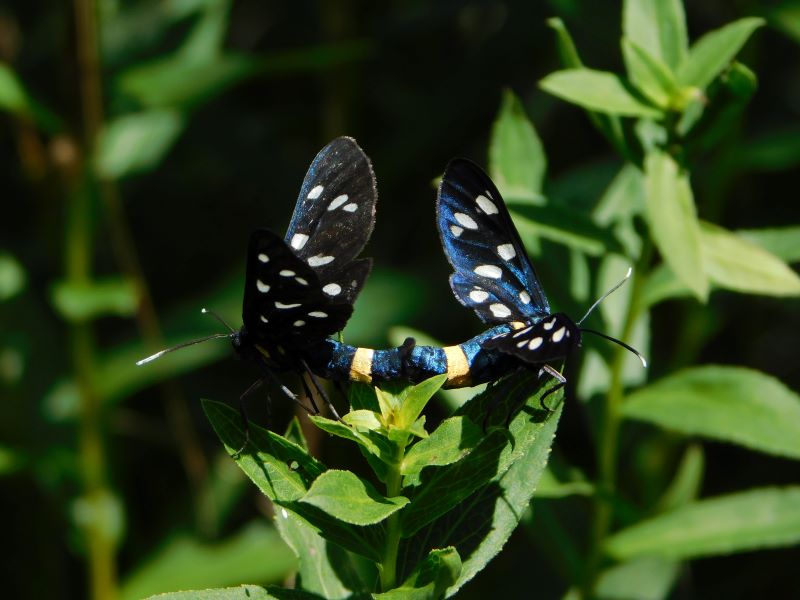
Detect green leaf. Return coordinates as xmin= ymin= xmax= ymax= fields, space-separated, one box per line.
xmin=546 ymin=17 xmax=583 ymax=68
xmin=399 ymin=375 xmax=562 ymax=595
xmin=488 ymin=89 xmax=546 ymax=202
xmin=621 ymin=38 xmax=678 ymax=108
xmin=508 ymin=202 xmax=623 ymax=256
xmin=121 ymin=523 xmax=294 ymax=600
xmin=202 ymin=400 xmax=325 ymax=502
xmin=272 ymin=509 xmax=360 ymax=599
xmin=50 ymin=277 xmax=139 ymax=321
xmin=96 ymin=110 xmax=186 ymax=178
xmin=596 ymin=557 xmax=680 ymax=600
xmin=144 ymin=585 xmax=276 ymax=600
xmin=700 ymin=222 xmax=800 ymax=296
xmin=623 ymin=0 xmax=688 ymax=71
xmin=299 ymin=470 xmax=409 ymax=526
xmin=639 ymin=264 xmax=692 ymax=308
xmin=375 ymin=548 xmax=461 ymax=600
xmin=535 ymin=466 xmax=594 ymax=499
xmin=540 ymin=69 xmax=662 ymax=118
xmin=657 ymin=444 xmax=704 ymax=512
xmin=545 ymin=19 xmax=631 ymax=159
xmin=738 ymin=226 xmax=800 ymax=262
xmin=622 ymin=366 xmax=800 ymax=460
xmin=0 ymin=64 xmax=29 ymax=115
xmin=643 ymin=150 xmax=708 ymax=300
xmin=677 ymin=17 xmax=765 ymax=90
xmin=606 ymin=487 xmax=800 ymax=560
xmin=401 ymin=416 xmax=484 ymax=480
xmin=0 ymin=253 xmax=26 ymax=301
xmin=398 ymin=374 xmax=560 ymax=535
xmin=396 ymin=374 xmax=447 ymax=431
xmin=119 ymin=53 xmax=259 ymax=109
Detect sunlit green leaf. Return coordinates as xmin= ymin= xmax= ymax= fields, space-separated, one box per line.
xmin=623 ymin=0 xmax=688 ymax=70
xmin=488 ymin=89 xmax=546 ymax=202
xmin=700 ymin=222 xmax=800 ymax=296
xmin=50 ymin=277 xmax=139 ymax=321
xmin=738 ymin=226 xmax=800 ymax=262
xmin=676 ymin=17 xmax=765 ymax=90
xmin=621 ymin=38 xmax=678 ymax=108
xmin=96 ymin=110 xmax=186 ymax=178
xmin=0 ymin=64 xmax=29 ymax=115
xmin=0 ymin=253 xmax=26 ymax=301
xmin=540 ymin=69 xmax=662 ymax=118
xmin=623 ymin=366 xmax=800 ymax=460
xmin=606 ymin=487 xmax=800 ymax=560
xmin=144 ymin=586 xmax=276 ymax=600
xmin=375 ymin=548 xmax=461 ymax=600
xmin=643 ymin=150 xmax=708 ymax=300
xmin=299 ymin=470 xmax=408 ymax=526
xmin=122 ymin=523 xmax=294 ymax=600
xmin=546 ymin=17 xmax=583 ymax=68
xmin=596 ymin=557 xmax=679 ymax=600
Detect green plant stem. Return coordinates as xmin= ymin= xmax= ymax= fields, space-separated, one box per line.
xmin=584 ymin=240 xmax=652 ymax=597
xmin=380 ymin=446 xmax=405 ymax=591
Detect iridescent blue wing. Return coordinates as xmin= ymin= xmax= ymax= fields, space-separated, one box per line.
xmin=436 ymin=158 xmax=550 ymax=324
xmin=285 ymin=136 xmax=377 ymax=305
xmin=242 ymin=229 xmax=353 ymax=346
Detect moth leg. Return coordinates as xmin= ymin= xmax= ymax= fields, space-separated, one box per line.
xmin=255 ymin=361 xmax=316 ymax=415
xmin=301 ymin=359 xmax=342 ymax=421
xmin=538 ymin=364 xmax=567 ymax=410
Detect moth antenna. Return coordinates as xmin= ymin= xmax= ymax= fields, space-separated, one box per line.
xmin=577 ymin=267 xmax=632 ymax=325
xmin=136 ymin=332 xmax=232 ymax=366
xmin=202 ymin=308 xmax=235 ymax=333
xmin=580 ymin=327 xmax=648 ymax=368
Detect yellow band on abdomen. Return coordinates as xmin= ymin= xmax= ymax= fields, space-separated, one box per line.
xmin=443 ymin=345 xmax=471 ymax=387
xmin=349 ymin=347 xmax=374 ymax=383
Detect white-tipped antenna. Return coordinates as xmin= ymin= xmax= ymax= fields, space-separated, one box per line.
xmin=579 ymin=328 xmax=648 ymax=368
xmin=201 ymin=308 xmax=235 ymax=333
xmin=577 ymin=267 xmax=633 ymax=326
xmin=135 ymin=308 xmax=235 ymax=366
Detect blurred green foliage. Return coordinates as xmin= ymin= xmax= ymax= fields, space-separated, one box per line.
xmin=1 ymin=0 xmax=800 ymax=598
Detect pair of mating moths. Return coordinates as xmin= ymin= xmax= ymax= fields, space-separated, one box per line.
xmin=139 ymin=137 xmax=644 ymax=418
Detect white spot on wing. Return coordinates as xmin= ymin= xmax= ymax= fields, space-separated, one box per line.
xmin=308 ymin=255 xmax=334 ymax=267
xmin=257 ymin=253 xmax=269 ymax=263
xmin=513 ymin=326 xmax=532 ymax=338
xmin=328 ymin=194 xmax=349 ymax=210
xmin=294 ymin=320 xmax=305 ymax=327
xmin=454 ymin=213 xmax=478 ymax=229
xmin=295 ymin=277 xmax=308 ymax=286
xmin=308 ymin=185 xmax=324 ymax=199
xmin=474 ymin=265 xmax=502 ymax=279
xmin=552 ymin=326 xmax=566 ymax=342
xmin=450 ymin=225 xmax=463 ymax=237
xmin=308 ymin=311 xmax=327 ymax=318
xmin=519 ymin=291 xmax=531 ymax=304
xmin=256 ymin=280 xmax=270 ymax=293
xmin=490 ymin=303 xmax=511 ymax=318
xmin=543 ymin=318 xmax=556 ymax=330
xmin=469 ymin=289 xmax=489 ymax=303
xmin=323 ymin=283 xmax=341 ymax=296
xmin=260 ymin=315 xmax=268 ymax=323
xmin=279 ymin=269 xmax=295 ymax=277
xmin=516 ymin=339 xmax=528 ymax=348
xmin=343 ymin=203 xmax=358 ymax=212
xmin=528 ymin=337 xmax=543 ymax=350
xmin=290 ymin=233 xmax=309 ymax=250
xmin=275 ymin=301 xmax=301 ymax=309
xmin=476 ymin=195 xmax=498 ymax=214
xmin=497 ymin=244 xmax=516 ymax=261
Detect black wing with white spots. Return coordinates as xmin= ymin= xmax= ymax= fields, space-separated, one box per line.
xmin=436 ymin=158 xmax=550 ymax=324
xmin=285 ymin=136 xmax=377 ymax=304
xmin=242 ymin=229 xmax=353 ymax=348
